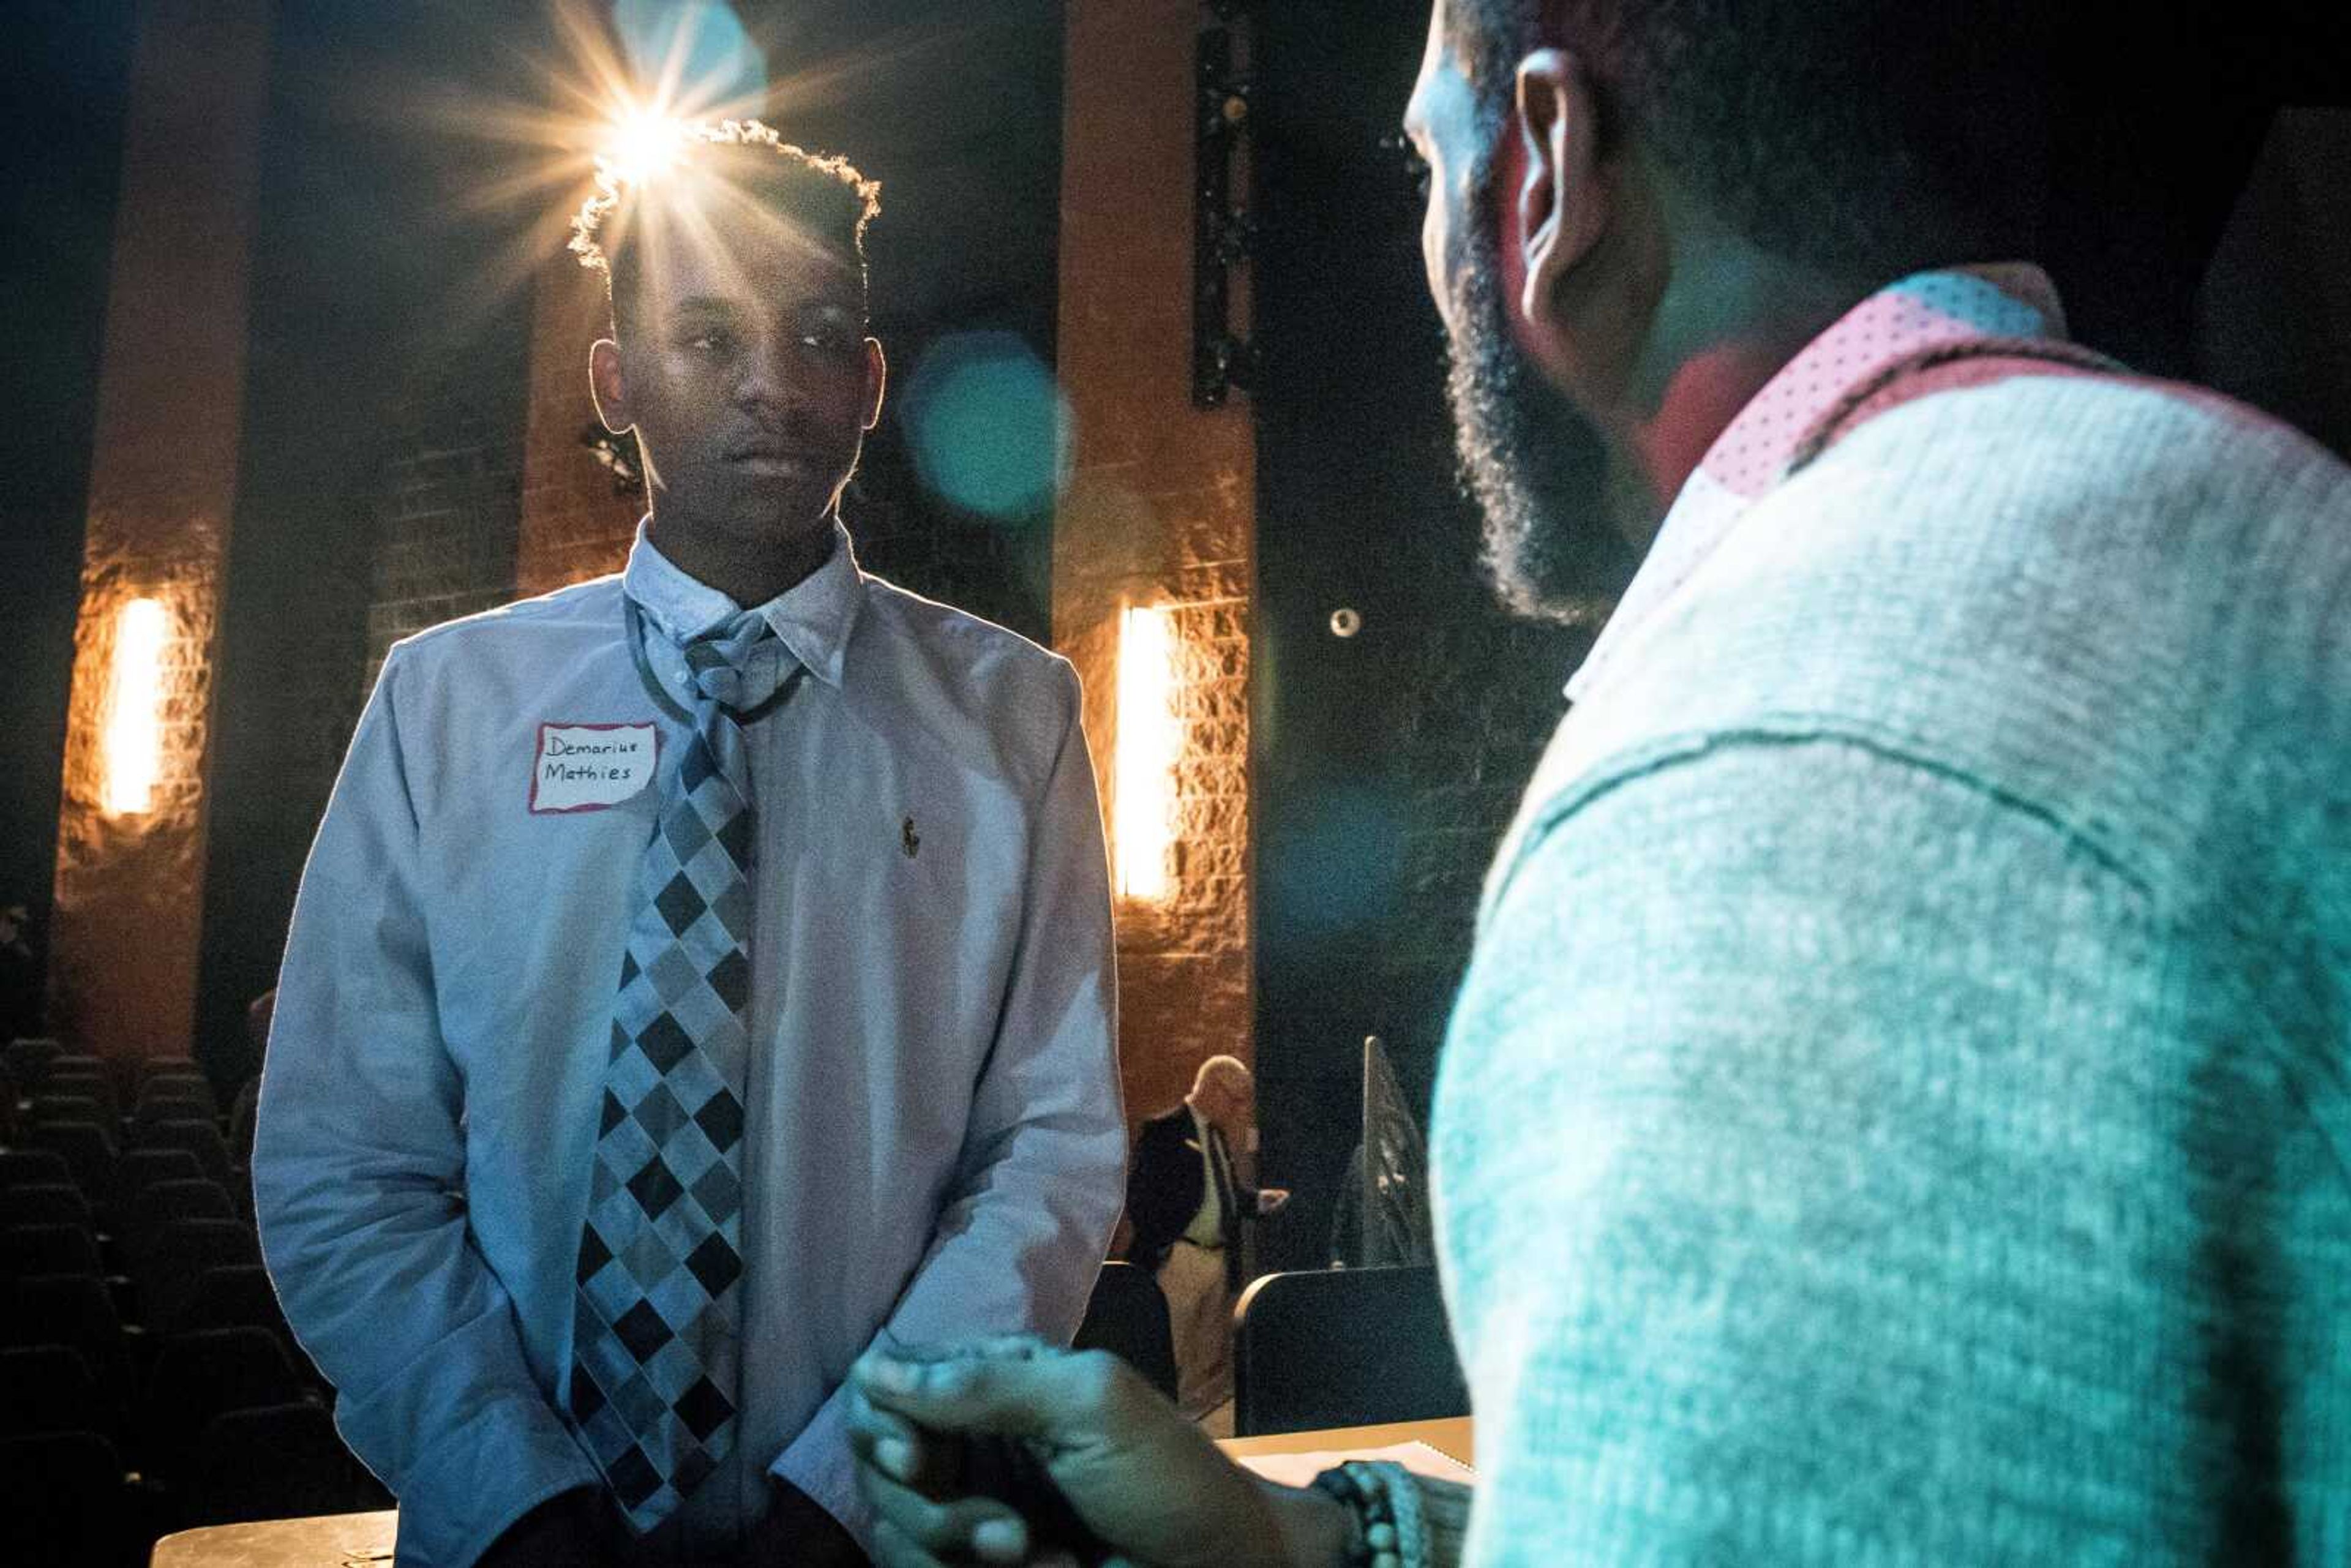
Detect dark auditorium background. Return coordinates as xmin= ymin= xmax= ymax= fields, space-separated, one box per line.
xmin=4 ymin=0 xmax=2349 ymax=1286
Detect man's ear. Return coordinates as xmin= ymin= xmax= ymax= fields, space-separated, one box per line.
xmin=860 ymin=337 xmax=888 ymax=433
xmin=589 ymin=338 xmax=632 ymax=435
xmin=1513 ymin=49 xmax=1607 ymax=329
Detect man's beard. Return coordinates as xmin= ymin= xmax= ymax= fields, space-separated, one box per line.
xmin=1442 ymin=219 xmax=1638 ymax=626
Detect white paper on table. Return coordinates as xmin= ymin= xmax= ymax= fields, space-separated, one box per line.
xmin=1233 ymin=1439 xmax=1475 ymax=1489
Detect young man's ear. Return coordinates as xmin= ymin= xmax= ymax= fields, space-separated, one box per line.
xmin=1512 ymin=49 xmax=1608 ymax=330
xmin=589 ymin=338 xmax=632 ymax=435
xmin=860 ymin=337 xmax=887 ymax=433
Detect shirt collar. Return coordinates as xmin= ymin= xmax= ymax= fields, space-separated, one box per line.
xmin=621 ymin=517 xmax=864 ymax=689
xmin=1563 ymin=263 xmax=2067 ymax=705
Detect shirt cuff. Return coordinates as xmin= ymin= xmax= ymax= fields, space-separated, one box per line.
xmin=767 ymin=1388 xmax=873 ymax=1552
xmin=372 ymin=1392 xmax=602 ymax=1568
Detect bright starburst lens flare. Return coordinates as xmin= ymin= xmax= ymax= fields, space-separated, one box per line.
xmin=603 ymin=108 xmax=686 ymax=184
xmin=348 ymin=1 xmax=997 ymax=339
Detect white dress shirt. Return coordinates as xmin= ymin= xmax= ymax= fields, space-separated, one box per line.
xmin=1179 ymin=1106 xmax=1231 ymax=1248
xmin=254 ymin=521 xmax=1125 ymax=1566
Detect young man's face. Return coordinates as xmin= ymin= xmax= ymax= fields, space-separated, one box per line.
xmin=610 ymin=198 xmax=885 ymax=553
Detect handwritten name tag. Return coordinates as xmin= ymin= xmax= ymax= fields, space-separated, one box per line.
xmin=530 ymin=722 xmax=658 ymax=814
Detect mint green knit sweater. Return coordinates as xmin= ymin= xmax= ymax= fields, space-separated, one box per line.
xmin=1434 ymin=373 xmax=2351 ymax=1562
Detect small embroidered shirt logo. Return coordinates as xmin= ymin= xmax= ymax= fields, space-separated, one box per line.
xmin=902 ymin=817 xmax=921 ymax=858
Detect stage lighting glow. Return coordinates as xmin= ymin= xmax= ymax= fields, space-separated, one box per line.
xmin=904 ymin=332 xmax=1074 ymax=522
xmin=1264 ymin=786 xmax=1404 ymax=936
xmin=103 ymin=598 xmax=167 ymax=817
xmin=383 ymin=0 xmax=984 ymax=340
xmin=601 ymin=107 xmax=687 ymax=184
xmin=594 ymin=4 xmax=764 ymax=187
xmin=615 ymin=0 xmax=766 ymax=113
xmin=1116 ymin=606 xmax=1181 ymax=901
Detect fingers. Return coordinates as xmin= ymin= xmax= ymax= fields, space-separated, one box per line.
xmin=845 ymin=1381 xmax=920 ymax=1460
xmin=861 ymin=1462 xmax=1030 ymax=1566
xmin=876 ymin=1332 xmax=1051 ymax=1367
xmin=846 ymin=1382 xmax=958 ymax=1495
xmin=852 ymin=1341 xmax=1136 ymax=1444
xmin=873 ymin=1517 xmax=1033 ymax=1568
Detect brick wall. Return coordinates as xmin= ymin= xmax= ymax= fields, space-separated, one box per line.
xmin=48 ymin=0 xmax=270 ymax=1063
xmin=361 ymin=326 xmax=530 ymax=692
xmin=848 ymin=315 xmax=1058 ymax=644
xmin=1056 ymin=0 xmax=1257 ymax=1130
xmin=517 ymin=257 xmax=644 ymax=599
xmin=1387 ymin=618 xmax=1591 ymax=1006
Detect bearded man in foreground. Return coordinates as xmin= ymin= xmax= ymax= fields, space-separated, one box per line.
xmin=844 ymin=1 xmax=2351 ymax=1562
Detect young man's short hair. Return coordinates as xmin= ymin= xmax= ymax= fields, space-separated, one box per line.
xmin=569 ymin=118 xmax=882 ymax=327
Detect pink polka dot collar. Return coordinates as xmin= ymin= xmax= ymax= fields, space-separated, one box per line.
xmin=1565 ymin=264 xmax=2068 ymax=705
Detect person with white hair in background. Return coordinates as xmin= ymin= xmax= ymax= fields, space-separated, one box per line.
xmin=1122 ymin=1055 xmax=1289 ymax=1431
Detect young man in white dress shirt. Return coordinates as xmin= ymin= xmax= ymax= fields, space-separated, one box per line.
xmin=253 ymin=123 xmax=1124 ymax=1567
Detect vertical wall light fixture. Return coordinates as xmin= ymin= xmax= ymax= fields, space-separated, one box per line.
xmin=1116 ymin=604 xmax=1180 ymax=900
xmin=103 ymin=596 xmax=167 ymax=816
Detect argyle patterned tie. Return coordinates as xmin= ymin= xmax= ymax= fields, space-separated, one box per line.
xmin=569 ymin=611 xmax=792 ymax=1532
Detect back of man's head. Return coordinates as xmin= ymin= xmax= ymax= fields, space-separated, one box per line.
xmin=1445 ymin=0 xmax=2057 ymax=284
xmin=569 ymin=118 xmax=881 ymax=331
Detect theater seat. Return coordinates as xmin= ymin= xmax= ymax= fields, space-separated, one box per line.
xmin=0 ymin=1149 xmax=74 ymax=1192
xmin=0 ymin=1430 xmax=132 ymax=1568
xmin=1 ymin=1222 xmax=103 ymax=1281
xmin=174 ymin=1264 xmax=320 ymax=1388
xmin=188 ymin=1401 xmax=366 ymax=1525
xmin=134 ymin=1068 xmax=219 ymax=1114
xmin=1231 ymin=1265 xmax=1469 ymax=1437
xmin=108 ymin=1147 xmax=204 ymax=1220
xmin=43 ymin=1065 xmax=118 ymax=1120
xmin=130 ymin=1093 xmax=217 ymax=1141
xmin=130 ymin=1119 xmax=233 ymax=1191
xmin=24 ymin=1122 xmax=116 ymax=1201
xmin=1 ymin=1035 xmax=64 ymax=1091
xmin=134 ymin=1218 xmax=261 ymax=1334
xmin=132 ymin=1056 xmax=203 ymax=1090
xmin=0 ymin=1183 xmax=96 ymax=1237
xmin=173 ymin=1264 xmax=304 ymax=1373
xmin=31 ymin=1094 xmax=111 ymax=1130
xmin=140 ymin=1326 xmax=312 ymax=1485
xmin=3 ymin=1273 xmax=132 ymax=1406
xmin=125 ymin=1179 xmax=236 ymax=1264
xmin=0 ymin=1343 xmax=117 ymax=1440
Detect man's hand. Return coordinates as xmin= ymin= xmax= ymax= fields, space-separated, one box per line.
xmin=846 ymin=1337 xmax=1351 ymax=1568
xmin=1254 ymin=1188 xmax=1291 ymax=1217
xmin=476 ymin=1488 xmax=613 ymax=1568
xmin=743 ymin=1477 xmax=866 ymax=1567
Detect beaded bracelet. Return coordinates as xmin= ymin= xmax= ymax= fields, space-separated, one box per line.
xmin=1310 ymin=1460 xmax=1430 ymax=1568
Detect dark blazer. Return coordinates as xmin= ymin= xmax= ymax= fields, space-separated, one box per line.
xmin=1122 ymin=1105 xmax=1255 ymax=1293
